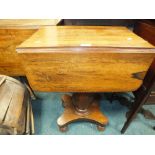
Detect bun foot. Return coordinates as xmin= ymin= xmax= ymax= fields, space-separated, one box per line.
xmin=97 ymin=125 xmax=105 ymax=131
xmin=59 ymin=126 xmax=68 ymax=132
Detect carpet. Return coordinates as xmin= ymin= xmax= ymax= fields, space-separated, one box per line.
xmin=32 ymin=92 xmax=155 ymax=135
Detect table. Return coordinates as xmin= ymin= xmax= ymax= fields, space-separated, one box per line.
xmin=16 ymin=26 xmax=155 ymax=131
xmin=0 ymin=19 xmax=61 ymax=76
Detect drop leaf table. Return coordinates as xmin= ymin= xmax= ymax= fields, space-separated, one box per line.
xmin=16 ymin=26 xmax=155 ymax=132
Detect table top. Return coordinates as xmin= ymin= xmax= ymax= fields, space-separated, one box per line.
xmin=17 ymin=26 xmax=155 ymax=53
xmin=0 ymin=19 xmax=61 ymax=29
xmin=16 ymin=26 xmax=155 ymax=92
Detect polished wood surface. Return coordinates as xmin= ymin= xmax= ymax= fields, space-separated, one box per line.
xmin=17 ymin=26 xmax=155 ymax=92
xmin=18 ymin=26 xmax=154 ymax=48
xmin=16 ymin=52 xmax=154 ymax=92
xmin=134 ymin=20 xmax=155 ymax=46
xmin=0 ymin=19 xmax=61 ymax=28
xmin=0 ymin=20 xmax=61 ymax=76
xmin=0 ymin=29 xmax=36 ymax=75
xmin=57 ymin=94 xmax=108 ymax=132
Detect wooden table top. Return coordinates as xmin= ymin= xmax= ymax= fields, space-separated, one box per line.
xmin=0 ymin=19 xmax=61 ymax=29
xmin=16 ymin=26 xmax=155 ymax=92
xmin=17 ymin=26 xmax=155 ymax=53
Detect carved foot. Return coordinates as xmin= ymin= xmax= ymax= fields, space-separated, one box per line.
xmin=97 ymin=125 xmax=105 ymax=131
xmin=59 ymin=126 xmax=68 ymax=132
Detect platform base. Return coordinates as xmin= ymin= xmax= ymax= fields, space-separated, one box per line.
xmin=57 ymin=94 xmax=108 ymax=132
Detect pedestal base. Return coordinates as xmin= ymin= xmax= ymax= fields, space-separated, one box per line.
xmin=57 ymin=94 xmax=108 ymax=132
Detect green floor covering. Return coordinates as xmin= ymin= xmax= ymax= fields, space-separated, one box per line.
xmin=32 ymin=92 xmax=155 ymax=135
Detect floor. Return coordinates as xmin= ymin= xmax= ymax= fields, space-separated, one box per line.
xmin=32 ymin=92 xmax=155 ymax=135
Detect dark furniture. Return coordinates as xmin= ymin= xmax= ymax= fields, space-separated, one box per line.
xmin=134 ymin=20 xmax=155 ymax=104
xmin=121 ymin=60 xmax=155 ymax=133
xmin=121 ymin=20 xmax=155 ymax=133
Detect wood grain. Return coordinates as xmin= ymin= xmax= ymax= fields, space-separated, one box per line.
xmin=57 ymin=94 xmax=108 ymax=131
xmin=134 ymin=20 xmax=155 ymax=46
xmin=17 ymin=26 xmax=155 ymax=92
xmin=18 ymin=26 xmax=154 ymax=49
xmin=0 ymin=20 xmax=61 ymax=76
xmin=0 ymin=75 xmax=27 ymax=134
xmin=0 ymin=29 xmax=36 ymax=75
xmin=19 ymin=52 xmax=154 ymax=92
xmin=0 ymin=19 xmax=61 ymax=29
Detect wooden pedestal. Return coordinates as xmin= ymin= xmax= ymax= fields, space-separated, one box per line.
xmin=57 ymin=93 xmax=108 ymax=132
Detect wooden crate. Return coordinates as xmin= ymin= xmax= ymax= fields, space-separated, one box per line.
xmin=0 ymin=75 xmax=34 ymax=135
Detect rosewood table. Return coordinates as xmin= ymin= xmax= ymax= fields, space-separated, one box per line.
xmin=16 ymin=26 xmax=155 ymax=132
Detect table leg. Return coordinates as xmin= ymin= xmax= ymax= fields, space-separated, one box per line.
xmin=121 ymin=86 xmax=150 ymax=134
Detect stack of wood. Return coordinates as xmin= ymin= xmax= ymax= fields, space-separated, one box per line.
xmin=0 ymin=75 xmax=34 ymax=135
